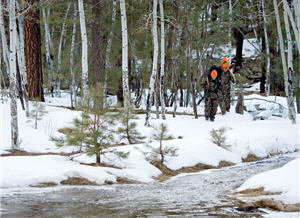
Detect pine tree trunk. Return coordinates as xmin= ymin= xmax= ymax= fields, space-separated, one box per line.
xmin=91 ymin=0 xmax=102 ymax=85
xmin=70 ymin=2 xmax=77 ymax=108
xmin=24 ymin=0 xmax=44 ymax=102
xmin=233 ymin=28 xmax=244 ymax=71
xmin=273 ymin=0 xmax=296 ymax=124
xmin=78 ymin=0 xmax=89 ymax=100
xmin=120 ymin=0 xmax=130 ymax=110
xmin=159 ymin=0 xmax=166 ymax=120
xmin=104 ymin=0 xmax=117 ymax=107
xmin=9 ymin=0 xmax=20 ymax=149
xmin=56 ymin=1 xmax=71 ymax=97
xmin=145 ymin=0 xmax=159 ymax=126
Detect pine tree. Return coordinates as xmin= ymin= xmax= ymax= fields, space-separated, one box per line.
xmin=28 ymin=99 xmax=48 ymax=129
xmin=117 ymin=105 xmax=145 ymax=144
xmin=51 ymin=86 xmax=128 ymax=164
xmin=145 ymin=123 xmax=177 ymax=164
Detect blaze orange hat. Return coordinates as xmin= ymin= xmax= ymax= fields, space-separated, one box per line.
xmin=222 ymin=57 xmax=229 ymax=71
xmin=210 ymin=70 xmax=218 ymax=79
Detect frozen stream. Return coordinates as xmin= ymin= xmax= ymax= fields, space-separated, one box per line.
xmin=1 ymin=153 xmax=298 ymax=217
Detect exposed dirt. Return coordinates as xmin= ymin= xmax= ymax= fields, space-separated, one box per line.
xmin=0 ymin=149 xmax=80 ymax=157
xmin=60 ymin=177 xmax=99 ymax=186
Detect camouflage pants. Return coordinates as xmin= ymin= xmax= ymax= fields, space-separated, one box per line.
xmin=223 ymin=85 xmax=231 ymax=112
xmin=205 ymin=92 xmax=218 ymax=120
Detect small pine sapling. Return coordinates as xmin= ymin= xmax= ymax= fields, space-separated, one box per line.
xmin=51 ymin=86 xmax=129 ymax=164
xmin=145 ymin=123 xmax=178 ymax=164
xmin=117 ymin=105 xmax=145 ymax=144
xmin=210 ymin=127 xmax=231 ymax=150
xmin=28 ymin=99 xmax=48 ymax=129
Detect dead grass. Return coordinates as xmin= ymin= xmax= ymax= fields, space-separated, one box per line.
xmin=80 ymin=162 xmax=121 ymax=169
xmin=237 ymin=187 xmax=282 ymax=197
xmin=242 ymin=154 xmax=262 ymax=162
xmin=152 ymin=160 xmax=235 ymax=182
xmin=0 ymin=149 xmax=80 ymax=157
xmin=239 ymin=199 xmax=300 ymax=212
xmin=116 ymin=177 xmax=141 ymax=184
xmin=30 ymin=182 xmax=57 ymax=188
xmin=60 ymin=177 xmax=99 ymax=186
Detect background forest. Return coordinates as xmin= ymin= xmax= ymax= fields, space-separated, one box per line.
xmin=1 ymin=0 xmax=300 ymax=149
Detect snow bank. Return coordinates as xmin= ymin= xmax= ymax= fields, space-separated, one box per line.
xmin=1 ymin=92 xmax=299 ymax=193
xmin=237 ymin=158 xmax=300 ymax=204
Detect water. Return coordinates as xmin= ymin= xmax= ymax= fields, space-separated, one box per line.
xmin=1 ymin=153 xmax=298 ymax=217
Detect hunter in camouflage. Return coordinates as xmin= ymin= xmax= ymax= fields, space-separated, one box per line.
xmin=202 ymin=66 xmax=223 ymax=121
xmin=221 ymin=57 xmax=236 ymax=112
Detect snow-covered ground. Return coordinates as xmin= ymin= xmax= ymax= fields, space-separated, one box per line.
xmin=237 ymin=157 xmax=300 ymax=204
xmin=1 ymin=90 xmax=299 ymax=207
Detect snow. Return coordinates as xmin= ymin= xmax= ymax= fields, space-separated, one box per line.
xmin=237 ymin=158 xmax=300 ymax=204
xmin=1 ymin=88 xmax=299 ymax=207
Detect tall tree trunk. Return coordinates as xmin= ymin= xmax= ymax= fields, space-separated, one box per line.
xmin=16 ymin=2 xmax=30 ymax=116
xmin=283 ymin=0 xmax=300 ymax=53
xmin=233 ymin=28 xmax=244 ymax=72
xmin=78 ymin=0 xmax=88 ymax=100
xmin=229 ymin=0 xmax=235 ymax=106
xmin=120 ymin=0 xmax=130 ymax=110
xmin=0 ymin=0 xmax=10 ymax=80
xmin=104 ymin=0 xmax=117 ymax=107
xmin=42 ymin=8 xmax=52 ymax=71
xmin=70 ymin=1 xmax=77 ymax=109
xmin=56 ymin=1 xmax=71 ymax=97
xmin=260 ymin=34 xmax=266 ymax=93
xmin=91 ymin=0 xmax=102 ymax=85
xmin=24 ymin=0 xmax=44 ymax=102
xmin=262 ymin=0 xmax=271 ymax=96
xmin=145 ymin=0 xmax=158 ymax=126
xmin=9 ymin=0 xmax=20 ymax=149
xmin=159 ymin=0 xmax=166 ymax=120
xmin=273 ymin=0 xmax=296 ymax=124
xmin=294 ymin=0 xmax=300 ymax=113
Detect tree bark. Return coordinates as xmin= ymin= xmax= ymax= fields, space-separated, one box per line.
xmin=159 ymin=0 xmax=166 ymax=120
xmin=273 ymin=0 xmax=296 ymax=124
xmin=91 ymin=0 xmax=102 ymax=85
xmin=0 ymin=0 xmax=10 ymax=80
xmin=262 ymin=0 xmax=271 ymax=96
xmin=104 ymin=0 xmax=117 ymax=107
xmin=233 ymin=28 xmax=244 ymax=72
xmin=78 ymin=0 xmax=89 ymax=100
xmin=24 ymin=0 xmax=44 ymax=101
xmin=145 ymin=0 xmax=159 ymax=126
xmin=56 ymin=1 xmax=71 ymax=97
xmin=120 ymin=0 xmax=130 ymax=110
xmin=9 ymin=0 xmax=20 ymax=149
xmin=70 ymin=1 xmax=77 ymax=108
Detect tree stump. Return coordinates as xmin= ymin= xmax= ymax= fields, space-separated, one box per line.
xmin=235 ymin=91 xmax=244 ymax=114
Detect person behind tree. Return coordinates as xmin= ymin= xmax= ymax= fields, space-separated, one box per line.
xmin=202 ymin=66 xmax=223 ymax=121
xmin=221 ymin=57 xmax=236 ymax=112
